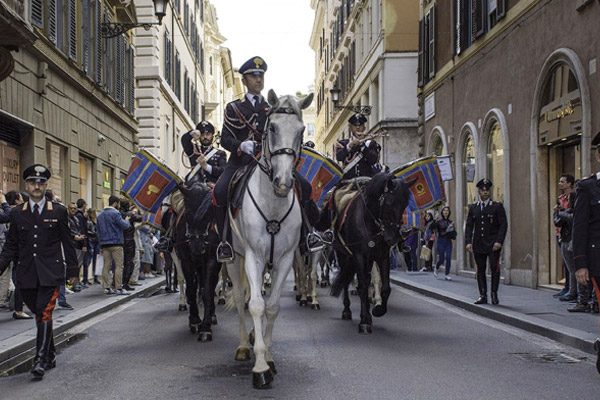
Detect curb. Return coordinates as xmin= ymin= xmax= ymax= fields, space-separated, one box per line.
xmin=390 ymin=276 xmax=598 ymax=355
xmin=0 ymin=278 xmax=164 ymax=367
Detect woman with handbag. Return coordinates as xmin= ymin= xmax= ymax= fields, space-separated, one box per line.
xmin=419 ymin=212 xmax=435 ymax=272
xmin=433 ymin=206 xmax=456 ymax=280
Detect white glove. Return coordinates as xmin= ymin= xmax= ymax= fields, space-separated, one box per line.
xmin=240 ymin=140 xmax=255 ymax=155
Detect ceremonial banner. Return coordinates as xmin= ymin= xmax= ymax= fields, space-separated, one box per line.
xmin=121 ymin=149 xmax=182 ymax=214
xmin=392 ymin=156 xmax=446 ymax=213
xmin=142 ymin=208 xmax=165 ymax=232
xmin=296 ymin=147 xmax=343 ymax=208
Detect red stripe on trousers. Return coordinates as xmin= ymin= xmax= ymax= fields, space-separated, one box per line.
xmin=41 ymin=287 xmax=60 ymax=322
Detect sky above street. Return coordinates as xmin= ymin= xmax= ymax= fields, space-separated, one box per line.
xmin=210 ymin=0 xmax=316 ymax=96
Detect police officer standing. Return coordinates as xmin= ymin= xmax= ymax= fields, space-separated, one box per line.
xmin=465 ymin=179 xmax=508 ymax=305
xmin=336 ymin=113 xmax=382 ymax=179
xmin=0 ymin=164 xmax=78 ymax=379
xmin=212 ymin=56 xmax=321 ymax=262
xmin=181 ymin=120 xmax=227 ymax=188
xmin=572 ymin=132 xmax=600 ymax=374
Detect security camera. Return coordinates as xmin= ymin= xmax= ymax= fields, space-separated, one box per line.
xmin=98 ymin=134 xmax=106 ymax=145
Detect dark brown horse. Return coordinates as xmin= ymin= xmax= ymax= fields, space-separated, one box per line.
xmin=331 ymin=172 xmax=415 ymax=334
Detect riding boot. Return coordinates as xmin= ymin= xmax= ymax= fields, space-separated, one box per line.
xmin=214 ymin=204 xmax=233 ymax=262
xmin=31 ymin=320 xmax=53 ymax=379
xmin=300 ymin=200 xmax=324 ymax=254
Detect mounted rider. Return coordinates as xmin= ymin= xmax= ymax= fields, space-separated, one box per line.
xmin=335 ymin=113 xmax=382 ymax=179
xmin=181 ymin=120 xmax=227 ymax=188
xmin=213 ymin=56 xmax=323 ymax=262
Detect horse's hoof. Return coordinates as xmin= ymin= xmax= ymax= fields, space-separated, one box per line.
xmin=299 ymin=299 xmax=307 ymax=307
xmin=350 ymin=289 xmax=358 ymax=296
xmin=189 ymin=323 xmax=200 ymax=334
xmin=267 ymin=361 xmax=277 ymax=375
xmin=249 ymin=329 xmax=255 ymax=347
xmin=211 ymin=315 xmax=218 ymax=325
xmin=198 ymin=331 xmax=213 ymax=342
xmin=311 ymin=304 xmax=321 ymax=310
xmin=218 ymin=298 xmax=226 ymax=305
xmin=307 ymin=296 xmax=313 ymax=302
xmin=234 ymin=347 xmax=251 ymax=361
xmin=178 ymin=305 xmax=187 ymax=311
xmin=341 ymin=311 xmax=352 ymax=320
xmin=252 ymin=369 xmax=274 ymax=389
xmin=358 ymin=324 xmax=372 ymax=334
xmin=295 ymin=294 xmax=301 ymax=302
xmin=372 ymin=305 xmax=387 ymax=317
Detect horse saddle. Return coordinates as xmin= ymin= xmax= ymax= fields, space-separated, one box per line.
xmin=228 ymin=163 xmax=258 ymax=218
xmin=332 ymin=177 xmax=371 ymax=214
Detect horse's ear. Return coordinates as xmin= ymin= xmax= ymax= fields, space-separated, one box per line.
xmin=268 ymin=89 xmax=279 ymax=108
xmin=297 ymin=93 xmax=314 ymax=110
xmin=385 ymin=176 xmax=396 ymax=192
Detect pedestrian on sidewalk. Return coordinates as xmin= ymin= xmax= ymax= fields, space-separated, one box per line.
xmin=554 ymin=174 xmax=576 ymax=299
xmin=97 ymin=196 xmax=131 ymax=295
xmin=432 ymin=206 xmax=456 ymax=280
xmin=0 ymin=164 xmax=79 ymax=379
xmin=419 ymin=212 xmax=435 ymax=272
xmin=465 ymin=179 xmax=508 ymax=305
xmin=84 ymin=208 xmax=100 ymax=284
xmin=572 ymin=132 xmax=600 ymax=374
xmin=118 ymin=200 xmax=142 ymax=290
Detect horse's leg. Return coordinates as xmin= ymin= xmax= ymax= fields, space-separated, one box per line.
xmin=298 ymin=253 xmax=309 ymax=306
xmin=341 ymin=283 xmax=352 ymax=320
xmin=310 ymin=252 xmax=320 ymax=310
xmin=226 ymin=259 xmax=251 ymax=361
xmin=243 ymin=251 xmax=271 ymax=385
xmin=357 ymin=257 xmax=373 ymax=334
xmin=181 ymin=255 xmax=201 ymax=333
xmin=263 ymin=252 xmax=295 ymax=376
xmin=217 ymin=264 xmax=227 ymax=305
xmin=373 ymin=254 xmax=391 ymax=317
xmin=292 ymin=253 xmax=302 ymax=301
xmin=198 ymin=254 xmax=220 ymax=341
xmin=171 ymin=251 xmax=187 ymax=311
xmin=371 ymin=262 xmax=382 ymax=307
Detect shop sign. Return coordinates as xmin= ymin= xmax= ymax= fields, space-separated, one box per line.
xmin=545 ymin=101 xmax=575 ymax=123
xmin=0 ymin=144 xmax=19 ymax=192
xmin=103 ymin=181 xmax=111 ymax=189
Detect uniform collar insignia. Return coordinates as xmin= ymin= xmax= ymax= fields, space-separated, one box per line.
xmin=47 ymin=201 xmax=53 ymax=211
xmin=22 ymin=202 xmax=28 ymax=211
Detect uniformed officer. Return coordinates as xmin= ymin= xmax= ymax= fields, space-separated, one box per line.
xmin=0 ymin=164 xmax=78 ymax=379
xmin=572 ymin=131 xmax=600 ymax=374
xmin=213 ymin=56 xmax=321 ymax=262
xmin=335 ymin=113 xmax=382 ymax=180
xmin=181 ymin=120 xmax=227 ymax=187
xmin=465 ymin=178 xmax=508 ymax=305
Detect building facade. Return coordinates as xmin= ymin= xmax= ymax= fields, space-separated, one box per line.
xmin=418 ymin=0 xmax=600 ymax=288
xmin=310 ymin=0 xmax=420 ymax=170
xmin=0 ymin=0 xmax=137 ymax=208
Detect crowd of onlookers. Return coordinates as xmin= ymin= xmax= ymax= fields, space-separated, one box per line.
xmin=0 ymin=190 xmax=171 ymax=319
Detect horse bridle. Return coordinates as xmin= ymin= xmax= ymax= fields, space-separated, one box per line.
xmin=359 ymin=184 xmax=402 ymax=245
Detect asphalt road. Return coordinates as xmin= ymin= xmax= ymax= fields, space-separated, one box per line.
xmin=1 ymin=278 xmax=598 ymax=399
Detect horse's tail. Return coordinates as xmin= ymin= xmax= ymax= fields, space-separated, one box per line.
xmin=224 ymin=258 xmax=250 ymax=312
xmin=330 ymin=259 xmax=354 ymax=298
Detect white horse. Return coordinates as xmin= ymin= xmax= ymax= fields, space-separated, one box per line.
xmin=293 ymin=249 xmax=321 ymax=310
xmin=226 ymin=90 xmax=313 ymax=389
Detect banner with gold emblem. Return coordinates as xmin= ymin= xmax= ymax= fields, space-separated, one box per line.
xmin=121 ymin=149 xmax=182 ymax=214
xmin=296 ymin=146 xmax=343 ymax=209
xmin=392 ymin=156 xmax=446 ymax=217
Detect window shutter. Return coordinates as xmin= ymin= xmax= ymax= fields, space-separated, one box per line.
xmin=128 ymin=45 xmax=135 ymax=113
xmin=104 ymin=9 xmax=112 ymax=94
xmin=428 ymin=4 xmax=436 ymax=79
xmin=114 ymin=36 xmax=122 ymax=103
xmin=164 ymin=31 xmax=169 ymax=84
xmin=418 ymin=19 xmax=423 ymax=87
xmin=31 ymin=0 xmax=44 ymax=28
xmin=120 ymin=36 xmax=126 ymax=105
xmin=47 ymin=0 xmax=57 ymax=44
xmin=200 ymin=44 xmax=204 ymax=74
xmin=497 ymin=0 xmax=507 ymax=21
xmin=67 ymin=0 xmax=77 ymax=61
xmin=95 ymin=0 xmax=102 ymax=84
xmin=175 ymin=51 xmax=181 ymax=99
xmin=82 ymin=0 xmax=90 ymax=75
xmin=472 ymin=0 xmax=486 ymax=40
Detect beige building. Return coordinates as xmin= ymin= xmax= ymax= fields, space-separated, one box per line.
xmin=134 ymin=0 xmax=235 ymax=176
xmin=309 ymin=0 xmax=420 ymax=170
xmin=0 ymin=0 xmax=138 ymax=208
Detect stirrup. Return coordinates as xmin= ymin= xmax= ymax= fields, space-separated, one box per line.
xmin=217 ymin=242 xmax=234 ymax=263
xmin=321 ymin=230 xmax=334 ymax=245
xmin=306 ymin=232 xmax=325 ymax=253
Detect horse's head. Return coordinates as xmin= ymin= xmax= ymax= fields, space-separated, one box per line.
xmin=366 ymin=173 xmax=417 ymax=246
xmin=265 ymin=89 xmax=314 ymax=197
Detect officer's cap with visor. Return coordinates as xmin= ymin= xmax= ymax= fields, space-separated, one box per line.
xmin=476 ymin=178 xmax=493 ymax=191
xmin=239 ymin=56 xmax=267 ymax=75
xmin=23 ymin=164 xmax=51 ymax=183
xmin=348 ymin=113 xmax=367 ymax=126
xmin=196 ymin=121 xmax=215 ymax=134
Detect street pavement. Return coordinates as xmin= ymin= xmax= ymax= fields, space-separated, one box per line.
xmin=0 ymin=271 xmax=598 ymax=399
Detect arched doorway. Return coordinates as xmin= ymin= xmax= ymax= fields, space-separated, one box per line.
xmin=530 ymin=48 xmax=591 ymax=288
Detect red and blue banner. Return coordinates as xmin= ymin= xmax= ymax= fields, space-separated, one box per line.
xmin=121 ymin=149 xmax=182 ymax=215
xmin=393 ymin=157 xmax=446 ymax=227
xmin=296 ymin=147 xmax=343 ymax=209
xmin=142 ymin=208 xmax=165 ymax=232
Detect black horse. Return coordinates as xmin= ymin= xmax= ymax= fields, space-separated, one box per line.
xmin=171 ymin=171 xmax=222 ymax=342
xmin=331 ymin=172 xmax=415 ymax=334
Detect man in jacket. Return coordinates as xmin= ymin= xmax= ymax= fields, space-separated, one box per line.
xmin=97 ymin=196 xmax=131 ymax=295
xmin=119 ymin=199 xmax=142 ymax=290
xmin=0 ymin=164 xmax=78 ymax=379
xmin=181 ymin=121 xmax=227 ymax=188
xmin=465 ymin=179 xmax=508 ymax=305
xmin=335 ymin=113 xmax=382 ymax=180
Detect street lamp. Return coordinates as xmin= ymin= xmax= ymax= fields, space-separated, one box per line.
xmin=101 ymin=0 xmax=168 ymax=38
xmin=329 ymin=85 xmax=372 ymax=116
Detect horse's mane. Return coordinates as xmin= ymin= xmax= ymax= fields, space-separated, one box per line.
xmin=363 ymin=172 xmax=393 ymax=206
